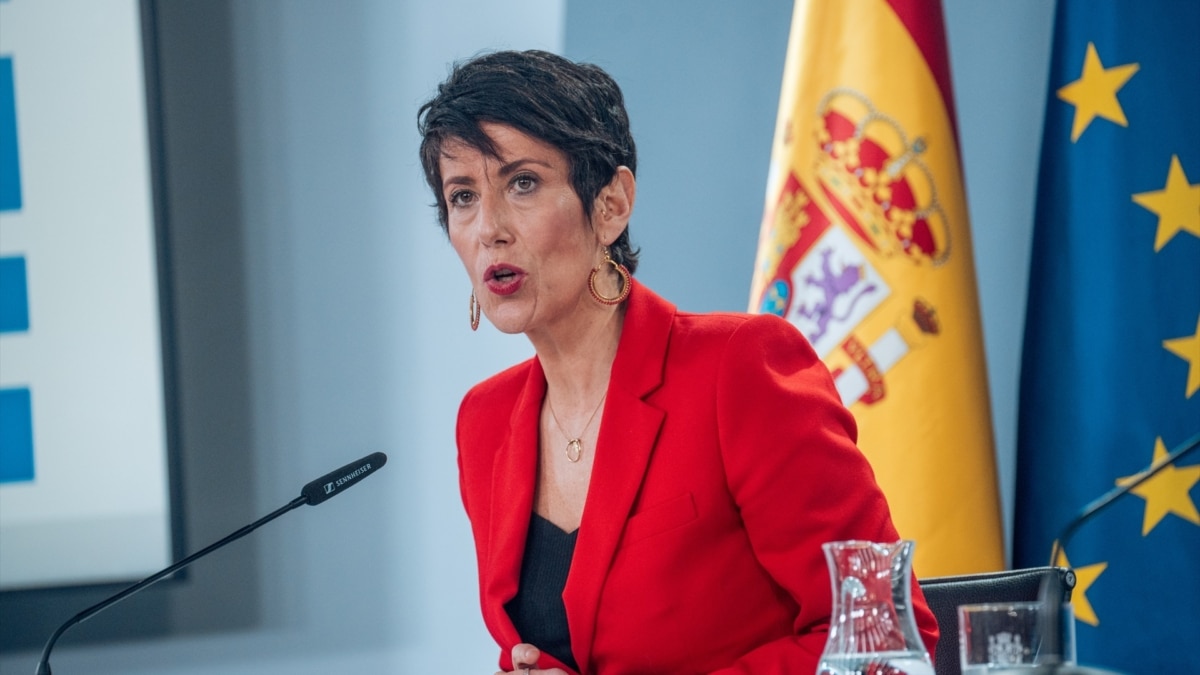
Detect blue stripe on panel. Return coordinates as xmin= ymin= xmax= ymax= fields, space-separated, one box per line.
xmin=0 ymin=387 xmax=34 ymax=483
xmin=0 ymin=256 xmax=29 ymax=333
xmin=0 ymin=56 xmax=21 ymax=212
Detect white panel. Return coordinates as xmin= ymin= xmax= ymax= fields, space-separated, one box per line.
xmin=0 ymin=0 xmax=172 ymax=591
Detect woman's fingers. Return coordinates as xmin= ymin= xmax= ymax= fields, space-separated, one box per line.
xmin=512 ymin=642 xmax=541 ymax=670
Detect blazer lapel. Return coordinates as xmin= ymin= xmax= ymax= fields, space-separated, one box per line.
xmin=484 ymin=359 xmax=546 ymax=646
xmin=565 ymin=280 xmax=673 ymax=671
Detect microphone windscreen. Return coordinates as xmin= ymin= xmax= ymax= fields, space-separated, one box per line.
xmin=301 ymin=452 xmax=387 ymax=505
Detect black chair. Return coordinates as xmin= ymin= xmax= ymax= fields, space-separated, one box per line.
xmin=918 ymin=566 xmax=1075 ymax=675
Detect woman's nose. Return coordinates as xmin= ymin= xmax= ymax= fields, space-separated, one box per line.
xmin=477 ymin=198 xmax=512 ymax=247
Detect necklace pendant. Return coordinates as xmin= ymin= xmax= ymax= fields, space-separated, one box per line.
xmin=565 ymin=438 xmax=583 ymax=463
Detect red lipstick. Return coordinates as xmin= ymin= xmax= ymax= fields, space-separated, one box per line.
xmin=484 ymin=264 xmax=526 ymax=296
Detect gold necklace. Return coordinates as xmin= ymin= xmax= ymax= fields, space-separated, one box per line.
xmin=547 ymin=392 xmax=607 ymax=463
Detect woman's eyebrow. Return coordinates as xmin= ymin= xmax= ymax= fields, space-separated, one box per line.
xmin=441 ymin=174 xmax=476 ymax=190
xmin=497 ymin=157 xmax=554 ymax=177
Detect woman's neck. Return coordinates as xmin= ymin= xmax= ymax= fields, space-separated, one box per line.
xmin=531 ymin=302 xmax=625 ymax=407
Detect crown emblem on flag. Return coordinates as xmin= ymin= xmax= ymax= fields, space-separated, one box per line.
xmin=812 ymin=89 xmax=951 ymax=266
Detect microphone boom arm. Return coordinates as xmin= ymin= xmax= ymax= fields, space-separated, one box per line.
xmin=1050 ymin=431 xmax=1200 ymax=566
xmin=35 ymin=495 xmax=308 ymax=675
xmin=34 ymin=449 xmax=386 ymax=675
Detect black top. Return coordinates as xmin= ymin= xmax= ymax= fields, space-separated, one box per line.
xmin=504 ymin=513 xmax=579 ymax=672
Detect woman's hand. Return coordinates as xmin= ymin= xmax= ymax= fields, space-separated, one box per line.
xmin=494 ymin=643 xmax=569 ymax=675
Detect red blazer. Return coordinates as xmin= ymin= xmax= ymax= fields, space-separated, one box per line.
xmin=456 ymin=280 xmax=938 ymax=674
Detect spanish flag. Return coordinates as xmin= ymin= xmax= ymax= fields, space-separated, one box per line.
xmin=750 ymin=0 xmax=1003 ymax=576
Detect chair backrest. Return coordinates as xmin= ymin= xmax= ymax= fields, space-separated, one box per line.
xmin=918 ymin=566 xmax=1075 ymax=675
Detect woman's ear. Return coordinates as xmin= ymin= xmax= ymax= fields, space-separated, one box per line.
xmin=594 ymin=166 xmax=636 ymax=244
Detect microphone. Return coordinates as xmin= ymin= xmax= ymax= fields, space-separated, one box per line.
xmin=302 ymin=451 xmax=387 ymax=505
xmin=34 ymin=452 xmax=387 ymax=675
xmin=1027 ymin=431 xmax=1200 ymax=675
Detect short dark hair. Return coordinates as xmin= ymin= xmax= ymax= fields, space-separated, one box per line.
xmin=417 ymin=50 xmax=640 ymax=273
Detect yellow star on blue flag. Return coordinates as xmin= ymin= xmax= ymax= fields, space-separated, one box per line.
xmin=1056 ymin=42 xmax=1138 ymax=143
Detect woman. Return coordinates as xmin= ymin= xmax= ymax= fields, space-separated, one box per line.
xmin=418 ymin=50 xmax=938 ymax=674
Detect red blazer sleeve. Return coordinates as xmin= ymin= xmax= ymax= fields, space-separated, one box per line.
xmin=709 ymin=313 xmax=938 ymax=672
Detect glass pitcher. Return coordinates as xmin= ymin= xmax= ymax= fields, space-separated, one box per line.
xmin=817 ymin=540 xmax=934 ymax=675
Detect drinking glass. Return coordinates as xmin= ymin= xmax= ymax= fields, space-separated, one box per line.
xmin=958 ymin=601 xmax=1075 ymax=673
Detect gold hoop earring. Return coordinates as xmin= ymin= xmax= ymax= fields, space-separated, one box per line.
xmin=588 ymin=248 xmax=631 ymax=306
xmin=469 ymin=291 xmax=481 ymax=331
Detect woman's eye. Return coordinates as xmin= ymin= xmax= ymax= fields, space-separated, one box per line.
xmin=512 ymin=174 xmax=537 ymax=193
xmin=448 ymin=190 xmax=475 ymax=207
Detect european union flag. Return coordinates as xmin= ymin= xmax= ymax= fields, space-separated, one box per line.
xmin=1013 ymin=1 xmax=1200 ymax=672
